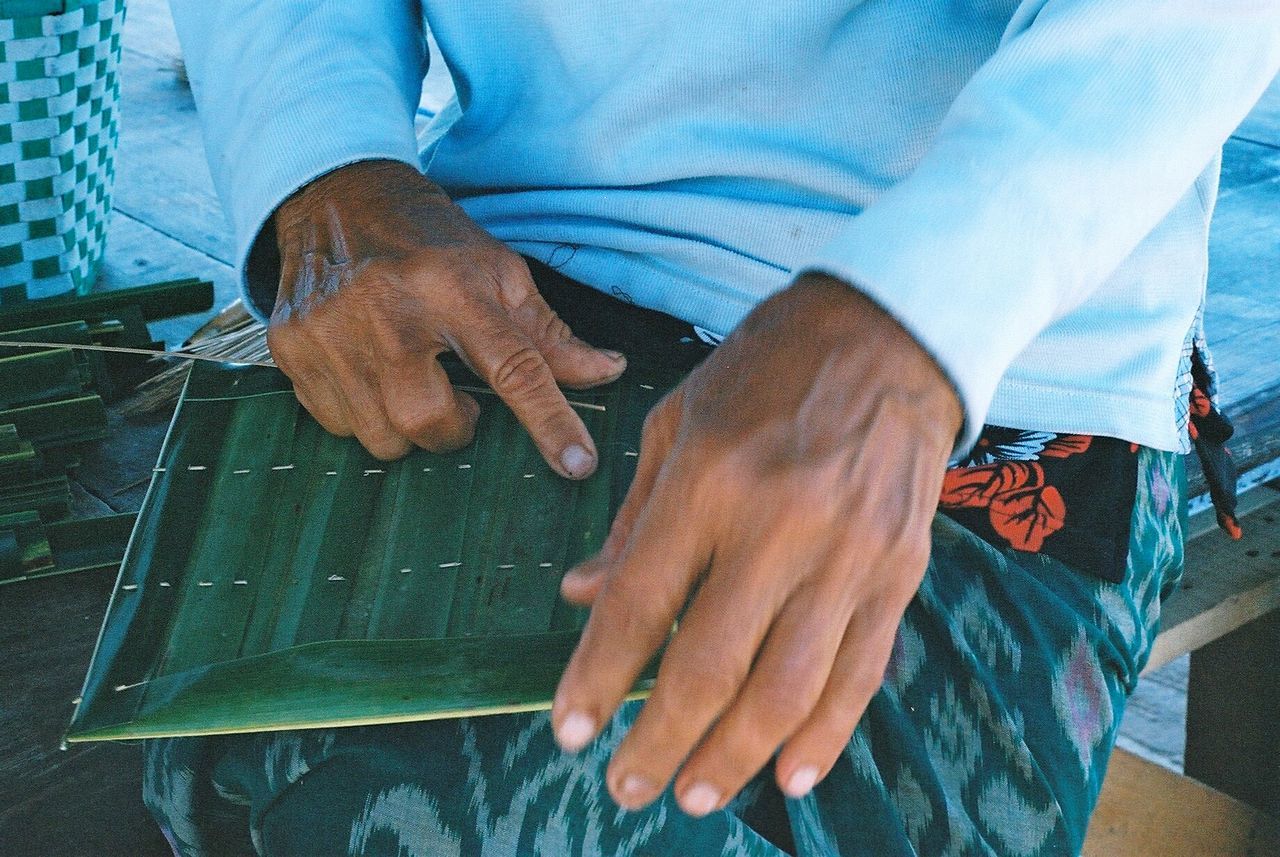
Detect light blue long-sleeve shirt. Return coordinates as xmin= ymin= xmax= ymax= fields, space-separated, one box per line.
xmin=170 ymin=0 xmax=1280 ymax=453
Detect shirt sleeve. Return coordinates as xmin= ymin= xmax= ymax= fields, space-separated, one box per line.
xmin=169 ymin=0 xmax=428 ymax=318
xmin=796 ymin=0 xmax=1280 ymax=453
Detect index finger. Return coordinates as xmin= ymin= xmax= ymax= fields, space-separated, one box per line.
xmin=452 ymin=310 xmax=598 ymax=479
xmin=551 ymin=466 xmax=710 ymax=752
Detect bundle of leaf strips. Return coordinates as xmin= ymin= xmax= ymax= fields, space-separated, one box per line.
xmin=0 ymin=277 xmax=214 ymax=582
xmin=125 ymin=298 xmax=270 ymax=415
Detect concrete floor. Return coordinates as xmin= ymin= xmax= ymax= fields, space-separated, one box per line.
xmin=1118 ymin=654 xmax=1188 ymax=771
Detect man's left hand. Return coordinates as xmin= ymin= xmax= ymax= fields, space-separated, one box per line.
xmin=550 ymin=272 xmax=962 ymax=815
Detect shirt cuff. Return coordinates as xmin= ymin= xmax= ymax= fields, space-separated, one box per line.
xmin=217 ymin=63 xmax=424 ymax=319
xmin=236 ymin=147 xmax=423 ymax=322
xmin=795 ymin=204 xmax=1051 ymax=458
xmin=229 ymin=136 xmax=422 ymax=320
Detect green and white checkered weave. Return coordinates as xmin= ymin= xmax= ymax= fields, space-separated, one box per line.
xmin=0 ymin=0 xmax=123 ymax=301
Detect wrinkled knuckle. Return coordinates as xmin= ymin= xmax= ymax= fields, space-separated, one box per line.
xmin=490 ymin=346 xmax=552 ymax=398
xmin=365 ymin=436 xmax=411 ymax=462
xmin=266 ymin=320 xmax=299 ymax=356
xmin=388 ymin=391 xmax=462 ymax=441
xmin=385 ymin=404 xmax=436 ymax=439
xmin=539 ymin=308 xmax=575 ymax=346
xmin=491 ymin=249 xmax=532 ymax=284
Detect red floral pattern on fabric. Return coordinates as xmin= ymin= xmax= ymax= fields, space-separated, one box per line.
xmin=941 ymin=461 xmax=1067 ymax=552
xmin=990 ymin=484 xmax=1067 ymax=551
xmin=1040 ymin=435 xmax=1092 ymax=458
xmin=940 ymin=461 xmax=1040 ymax=508
xmin=935 ymin=348 xmax=1237 ymax=577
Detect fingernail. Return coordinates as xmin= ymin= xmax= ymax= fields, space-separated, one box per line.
xmin=680 ymin=782 xmax=722 ymax=817
xmin=783 ymin=765 xmax=819 ymax=798
xmin=561 ymin=567 xmax=591 ymax=587
xmin=560 ymin=444 xmax=595 ymax=478
xmin=556 ymin=711 xmax=596 ymax=752
xmin=602 ymin=349 xmax=626 ymax=363
xmin=618 ymin=772 xmax=656 ymax=806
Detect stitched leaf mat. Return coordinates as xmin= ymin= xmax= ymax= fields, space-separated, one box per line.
xmin=67 ymin=357 xmax=680 ymax=741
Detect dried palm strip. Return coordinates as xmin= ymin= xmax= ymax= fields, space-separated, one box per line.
xmin=125 ymin=299 xmax=270 ymax=414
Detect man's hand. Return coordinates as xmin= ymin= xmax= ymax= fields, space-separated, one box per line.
xmin=550 ymin=274 xmax=962 ymax=815
xmin=267 ymin=160 xmax=626 ymax=474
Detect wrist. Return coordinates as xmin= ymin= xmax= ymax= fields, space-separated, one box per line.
xmin=276 ymin=159 xmax=441 ymax=232
xmin=779 ymin=273 xmax=964 ymax=441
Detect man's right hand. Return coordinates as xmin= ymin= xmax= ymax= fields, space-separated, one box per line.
xmin=267 ymin=159 xmax=626 ymax=475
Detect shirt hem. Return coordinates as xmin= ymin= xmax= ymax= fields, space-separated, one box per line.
xmin=986 ymin=376 xmax=1184 ymax=453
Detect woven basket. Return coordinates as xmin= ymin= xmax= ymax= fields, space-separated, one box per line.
xmin=0 ymin=0 xmax=124 ymax=301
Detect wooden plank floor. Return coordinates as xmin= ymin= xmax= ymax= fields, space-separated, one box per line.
xmin=0 ymin=6 xmax=227 ymax=855
xmin=2 ymin=0 xmax=1278 ymax=852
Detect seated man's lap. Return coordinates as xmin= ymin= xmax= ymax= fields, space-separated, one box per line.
xmin=144 ymin=449 xmax=1182 ymax=857
xmin=798 ymin=448 xmax=1181 ymax=856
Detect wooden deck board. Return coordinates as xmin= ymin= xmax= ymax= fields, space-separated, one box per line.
xmin=0 ymin=5 xmax=232 ymax=851
xmin=1209 ymin=132 xmax=1280 ymax=408
xmin=0 ymin=569 xmax=170 ymax=857
xmin=1084 ymin=748 xmax=1280 ymax=857
xmin=113 ymin=45 xmax=234 ymax=266
xmin=99 ymin=212 xmax=236 ymax=347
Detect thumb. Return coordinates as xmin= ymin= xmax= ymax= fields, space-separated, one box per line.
xmin=561 ymin=559 xmax=610 ymax=605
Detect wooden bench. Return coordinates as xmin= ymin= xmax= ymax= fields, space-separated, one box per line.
xmin=1085 ymin=66 xmax=1280 ymax=857
xmin=1083 ymin=481 xmax=1280 ymax=855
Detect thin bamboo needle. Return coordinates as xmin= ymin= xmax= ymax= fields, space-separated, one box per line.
xmin=0 ymin=341 xmax=608 ymax=411
xmin=0 ymin=339 xmax=275 ymax=366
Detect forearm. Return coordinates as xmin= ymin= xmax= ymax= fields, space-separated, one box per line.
xmin=169 ymin=0 xmax=429 ymax=313
xmin=800 ymin=0 xmax=1280 ymax=452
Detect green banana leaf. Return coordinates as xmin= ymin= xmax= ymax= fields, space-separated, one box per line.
xmin=0 ymin=394 xmax=108 ymax=448
xmin=0 ymin=470 xmax=70 ymax=518
xmin=0 ymin=510 xmax=52 ymax=577
xmin=67 ymin=356 xmax=682 ymax=742
xmin=0 ymin=423 xmax=37 ymax=479
xmin=0 ymin=348 xmax=88 ymax=408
